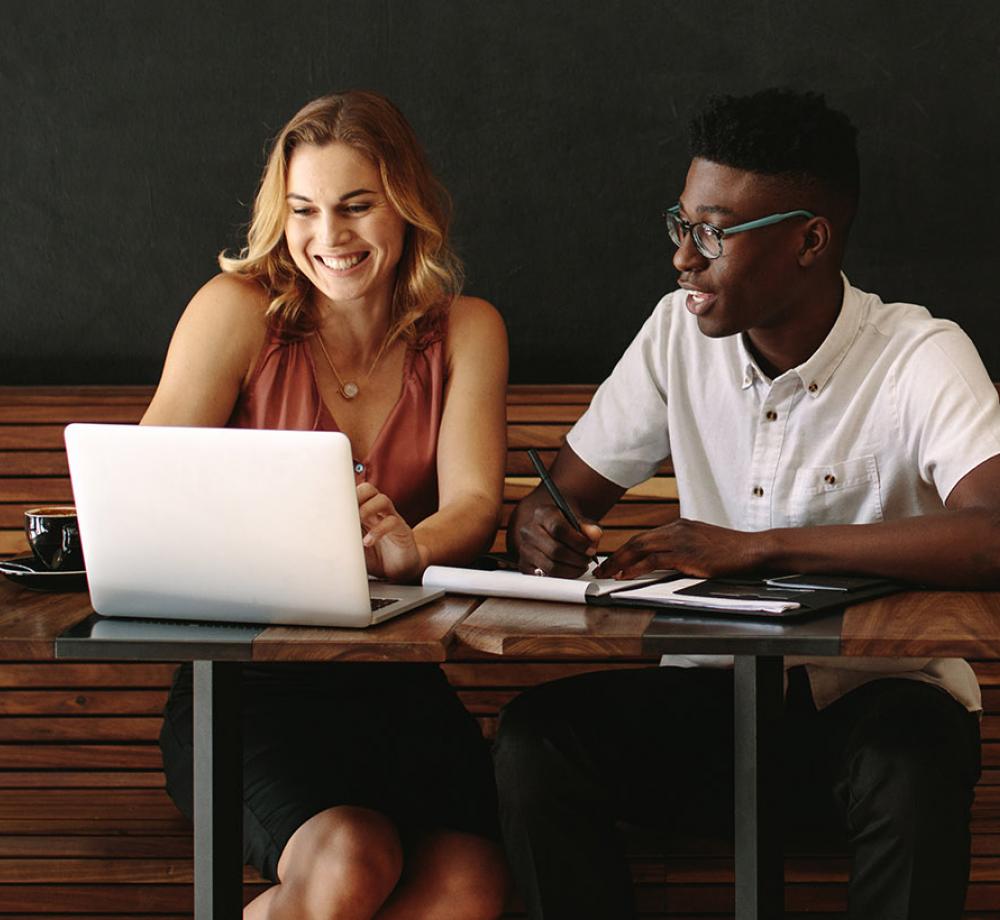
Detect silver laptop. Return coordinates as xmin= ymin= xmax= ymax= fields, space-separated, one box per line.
xmin=64 ymin=424 xmax=443 ymax=627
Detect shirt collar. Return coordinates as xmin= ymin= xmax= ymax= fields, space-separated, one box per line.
xmin=736 ymin=274 xmax=862 ymax=398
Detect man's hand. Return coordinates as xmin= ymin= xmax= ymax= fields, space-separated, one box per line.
xmin=514 ymin=503 xmax=603 ymax=579
xmin=594 ymin=518 xmax=761 ymax=580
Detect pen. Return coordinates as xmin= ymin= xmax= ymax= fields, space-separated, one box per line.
xmin=526 ymin=448 xmax=601 ymax=570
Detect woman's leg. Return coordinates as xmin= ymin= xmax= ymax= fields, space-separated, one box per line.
xmin=244 ymin=805 xmax=403 ymax=920
xmin=375 ymin=830 xmax=509 ymax=920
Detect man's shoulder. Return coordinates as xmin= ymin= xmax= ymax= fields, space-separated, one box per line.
xmin=851 ymin=283 xmax=963 ymax=342
xmin=846 ymin=283 xmax=990 ymax=400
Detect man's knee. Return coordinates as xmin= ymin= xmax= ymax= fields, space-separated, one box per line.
xmin=840 ymin=691 xmax=978 ymax=836
xmin=494 ymin=685 xmax=564 ymax=800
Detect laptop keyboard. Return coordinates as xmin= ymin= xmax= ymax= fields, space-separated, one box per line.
xmin=371 ymin=597 xmax=399 ymax=611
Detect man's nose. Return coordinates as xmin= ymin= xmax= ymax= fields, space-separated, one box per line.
xmin=672 ymin=232 xmax=709 ymax=274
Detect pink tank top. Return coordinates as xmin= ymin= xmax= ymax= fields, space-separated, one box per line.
xmin=227 ymin=316 xmax=447 ymax=527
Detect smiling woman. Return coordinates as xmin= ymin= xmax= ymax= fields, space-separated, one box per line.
xmin=141 ymin=91 xmax=509 ymax=920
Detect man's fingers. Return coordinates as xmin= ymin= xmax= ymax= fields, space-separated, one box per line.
xmin=595 ymin=534 xmax=655 ymax=578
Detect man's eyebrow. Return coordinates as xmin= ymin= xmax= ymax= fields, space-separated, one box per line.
xmin=285 ymin=188 xmax=376 ymax=203
xmin=694 ymin=203 xmax=737 ymax=217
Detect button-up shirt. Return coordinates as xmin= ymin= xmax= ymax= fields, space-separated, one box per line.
xmin=567 ymin=277 xmax=1000 ymax=710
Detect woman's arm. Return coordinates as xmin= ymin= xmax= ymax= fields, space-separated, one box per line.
xmin=414 ymin=296 xmax=509 ymax=567
xmin=141 ymin=274 xmax=269 ymax=427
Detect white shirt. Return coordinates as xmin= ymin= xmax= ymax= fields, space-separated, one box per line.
xmin=567 ymin=277 xmax=1000 ymax=711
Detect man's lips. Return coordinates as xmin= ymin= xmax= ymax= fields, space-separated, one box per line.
xmin=682 ymin=286 xmax=717 ymax=316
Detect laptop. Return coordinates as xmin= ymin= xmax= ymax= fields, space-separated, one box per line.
xmin=63 ymin=424 xmax=444 ymax=627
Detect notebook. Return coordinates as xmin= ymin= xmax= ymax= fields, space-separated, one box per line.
xmin=422 ymin=565 xmax=901 ymax=619
xmin=63 ymin=424 xmax=443 ymax=627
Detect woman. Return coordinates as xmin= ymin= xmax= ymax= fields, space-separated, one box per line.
xmin=146 ymin=91 xmax=509 ymax=919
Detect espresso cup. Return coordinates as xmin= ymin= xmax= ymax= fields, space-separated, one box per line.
xmin=24 ymin=507 xmax=85 ymax=572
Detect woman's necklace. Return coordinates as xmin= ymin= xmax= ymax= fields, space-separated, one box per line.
xmin=314 ymin=330 xmax=391 ymax=400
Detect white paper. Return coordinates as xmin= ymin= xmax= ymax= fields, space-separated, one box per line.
xmin=421 ymin=565 xmax=672 ymax=603
xmin=611 ymin=577 xmax=800 ymax=613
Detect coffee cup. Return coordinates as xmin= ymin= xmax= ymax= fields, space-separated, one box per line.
xmin=24 ymin=507 xmax=85 ymax=572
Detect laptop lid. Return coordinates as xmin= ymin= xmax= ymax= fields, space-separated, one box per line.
xmin=65 ymin=424 xmax=383 ymax=626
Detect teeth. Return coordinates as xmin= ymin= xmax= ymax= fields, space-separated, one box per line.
xmin=320 ymin=253 xmax=365 ymax=270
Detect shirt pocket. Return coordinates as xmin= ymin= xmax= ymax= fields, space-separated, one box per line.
xmin=786 ymin=455 xmax=884 ymax=527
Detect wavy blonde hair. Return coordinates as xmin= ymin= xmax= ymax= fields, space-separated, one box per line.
xmin=219 ymin=91 xmax=463 ymax=341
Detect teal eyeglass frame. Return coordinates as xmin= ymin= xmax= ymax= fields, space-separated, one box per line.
xmin=665 ymin=204 xmax=815 ymax=260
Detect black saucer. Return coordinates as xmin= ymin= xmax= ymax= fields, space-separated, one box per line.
xmin=0 ymin=556 xmax=88 ymax=592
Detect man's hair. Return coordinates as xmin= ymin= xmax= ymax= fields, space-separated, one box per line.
xmin=689 ymin=89 xmax=860 ymax=208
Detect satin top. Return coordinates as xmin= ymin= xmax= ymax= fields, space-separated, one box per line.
xmin=227 ymin=316 xmax=447 ymax=527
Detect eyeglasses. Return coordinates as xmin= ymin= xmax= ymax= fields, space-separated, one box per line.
xmin=665 ymin=204 xmax=815 ymax=260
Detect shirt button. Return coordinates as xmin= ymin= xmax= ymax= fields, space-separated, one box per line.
xmin=765 ymin=410 xmax=778 ymax=421
xmin=354 ymin=462 xmax=365 ymax=474
xmin=824 ymin=473 xmax=836 ymax=485
xmin=808 ymin=382 xmax=818 ymax=393
xmin=752 ymin=486 xmax=764 ymax=497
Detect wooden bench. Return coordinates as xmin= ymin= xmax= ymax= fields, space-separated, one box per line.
xmin=1 ymin=384 xmax=998 ymax=917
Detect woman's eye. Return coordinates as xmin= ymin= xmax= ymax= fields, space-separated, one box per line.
xmin=343 ymin=203 xmax=372 ymax=215
xmin=291 ymin=207 xmax=314 ymax=216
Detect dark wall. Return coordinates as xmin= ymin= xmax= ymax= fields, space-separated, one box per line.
xmin=3 ymin=0 xmax=999 ymax=385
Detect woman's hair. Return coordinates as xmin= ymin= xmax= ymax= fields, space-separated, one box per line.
xmin=219 ymin=90 xmax=463 ymax=341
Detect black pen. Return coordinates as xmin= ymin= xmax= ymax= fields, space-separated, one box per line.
xmin=526 ymin=448 xmax=601 ymax=571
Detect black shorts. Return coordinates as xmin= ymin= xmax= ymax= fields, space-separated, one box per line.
xmin=160 ymin=661 xmax=500 ymax=882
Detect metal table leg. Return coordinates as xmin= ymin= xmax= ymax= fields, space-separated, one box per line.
xmin=734 ymin=655 xmax=784 ymax=919
xmin=193 ymin=660 xmax=243 ymax=918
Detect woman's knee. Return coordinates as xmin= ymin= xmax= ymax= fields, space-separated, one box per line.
xmin=395 ymin=831 xmax=509 ymax=920
xmin=277 ymin=805 xmax=404 ymax=916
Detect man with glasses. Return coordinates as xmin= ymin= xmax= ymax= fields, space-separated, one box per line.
xmin=495 ymin=89 xmax=1000 ymax=920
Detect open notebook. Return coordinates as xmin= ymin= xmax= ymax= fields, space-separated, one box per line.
xmin=421 ymin=566 xmax=901 ymax=618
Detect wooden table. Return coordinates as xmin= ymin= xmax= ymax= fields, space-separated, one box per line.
xmin=5 ymin=579 xmax=1000 ymax=920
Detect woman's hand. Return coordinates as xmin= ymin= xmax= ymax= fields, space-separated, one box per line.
xmin=357 ymin=482 xmax=427 ymax=583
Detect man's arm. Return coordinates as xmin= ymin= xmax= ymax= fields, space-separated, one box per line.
xmin=510 ymin=444 xmax=626 ymax=577
xmin=596 ymin=454 xmax=1000 ymax=589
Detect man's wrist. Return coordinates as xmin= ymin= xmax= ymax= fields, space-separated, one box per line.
xmin=754 ymin=527 xmax=790 ymax=571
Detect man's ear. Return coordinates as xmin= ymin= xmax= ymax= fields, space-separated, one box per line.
xmin=797 ymin=217 xmax=832 ymax=266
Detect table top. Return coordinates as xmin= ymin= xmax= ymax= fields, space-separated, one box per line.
xmin=3 ymin=576 xmax=1000 ymax=662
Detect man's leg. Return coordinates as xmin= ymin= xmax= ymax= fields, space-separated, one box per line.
xmin=494 ymin=666 xmax=737 ymax=920
xmin=816 ymin=679 xmax=981 ymax=920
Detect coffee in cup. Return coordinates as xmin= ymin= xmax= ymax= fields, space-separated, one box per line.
xmin=24 ymin=507 xmax=85 ymax=571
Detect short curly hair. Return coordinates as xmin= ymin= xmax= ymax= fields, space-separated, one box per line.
xmin=689 ymin=89 xmax=860 ymax=207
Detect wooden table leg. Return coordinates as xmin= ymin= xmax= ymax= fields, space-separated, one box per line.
xmin=734 ymin=655 xmax=784 ymax=919
xmin=193 ymin=660 xmax=243 ymax=919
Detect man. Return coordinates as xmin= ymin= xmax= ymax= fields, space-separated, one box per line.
xmin=495 ymin=89 xmax=1000 ymax=920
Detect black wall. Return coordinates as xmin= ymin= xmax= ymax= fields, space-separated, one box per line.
xmin=3 ymin=1 xmax=999 ymax=385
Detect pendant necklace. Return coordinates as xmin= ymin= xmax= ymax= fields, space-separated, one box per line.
xmin=314 ymin=330 xmax=390 ymax=400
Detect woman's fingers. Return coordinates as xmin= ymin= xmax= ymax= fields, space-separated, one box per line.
xmin=362 ymin=512 xmax=403 ymax=547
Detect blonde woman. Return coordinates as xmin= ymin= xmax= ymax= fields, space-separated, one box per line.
xmin=147 ymin=92 xmax=509 ymax=919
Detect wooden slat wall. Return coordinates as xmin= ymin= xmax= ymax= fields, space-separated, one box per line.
xmin=0 ymin=384 xmax=997 ymax=917
xmin=0 ymin=385 xmax=679 ymax=557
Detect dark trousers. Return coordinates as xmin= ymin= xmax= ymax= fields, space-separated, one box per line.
xmin=493 ymin=666 xmax=981 ymax=920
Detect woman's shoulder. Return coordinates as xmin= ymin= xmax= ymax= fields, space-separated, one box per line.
xmin=188 ymin=273 xmax=271 ymax=322
xmin=171 ymin=273 xmax=272 ymax=373
xmin=181 ymin=273 xmax=270 ymax=340
xmin=444 ymin=295 xmax=507 ymax=347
